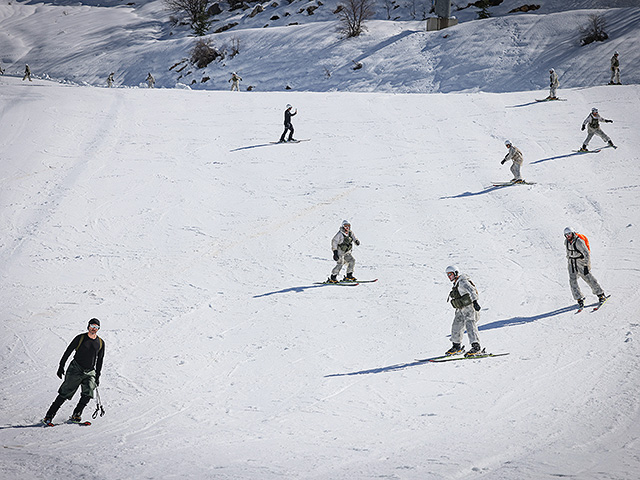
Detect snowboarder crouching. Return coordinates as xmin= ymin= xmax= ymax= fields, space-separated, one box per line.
xmin=328 ymin=220 xmax=360 ymax=283
xmin=501 ymin=140 xmax=524 ymax=183
xmin=43 ymin=318 xmax=105 ymax=425
xmin=564 ymin=227 xmax=607 ymax=309
xmin=279 ymin=104 xmax=297 ymax=143
xmin=548 ymin=68 xmax=559 ymax=99
xmin=445 ymin=265 xmax=482 ymax=357
xmin=580 ymin=107 xmax=616 ymax=152
xmin=229 ymin=72 xmax=242 ymax=91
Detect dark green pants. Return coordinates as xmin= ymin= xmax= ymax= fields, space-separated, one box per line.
xmin=58 ymin=360 xmax=96 ymax=400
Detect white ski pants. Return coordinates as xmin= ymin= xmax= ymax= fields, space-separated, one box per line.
xmin=568 ymin=265 xmax=604 ymax=301
xmin=510 ymin=160 xmax=523 ymax=180
xmin=583 ymin=125 xmax=610 ymax=147
xmin=331 ymin=251 xmax=355 ymax=277
xmin=550 ymin=84 xmax=557 ymax=98
xmin=451 ymin=305 xmax=480 ymax=345
xmin=231 ymin=81 xmax=240 ymax=91
xmin=610 ymin=68 xmax=620 ymax=84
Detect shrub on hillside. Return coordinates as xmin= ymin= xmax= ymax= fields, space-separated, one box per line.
xmin=579 ymin=14 xmax=608 ymax=46
xmin=190 ymin=38 xmax=223 ymax=68
xmin=164 ymin=0 xmax=211 ymax=35
xmin=337 ymin=0 xmax=375 ymax=38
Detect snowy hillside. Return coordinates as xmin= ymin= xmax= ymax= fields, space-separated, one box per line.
xmin=0 ymin=0 xmax=639 ymax=92
xmin=1 ymin=73 xmax=640 ymax=478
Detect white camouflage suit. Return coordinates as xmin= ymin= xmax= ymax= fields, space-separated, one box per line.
xmin=610 ymin=53 xmax=620 ymax=84
xmin=549 ymin=69 xmax=559 ymax=98
xmin=565 ymin=233 xmax=604 ymax=301
xmin=502 ymin=144 xmax=524 ymax=181
xmin=582 ymin=111 xmax=612 ymax=148
xmin=449 ymin=273 xmax=481 ymax=346
xmin=331 ymin=225 xmax=359 ymax=277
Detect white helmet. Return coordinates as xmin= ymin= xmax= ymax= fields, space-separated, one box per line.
xmin=286 ymin=104 xmax=292 ymax=109
xmin=445 ymin=265 xmax=459 ymax=275
xmin=505 ymin=140 xmax=512 ymax=146
xmin=614 ymin=51 xmax=619 ymax=55
xmin=342 ymin=220 xmax=351 ymax=227
xmin=591 ymin=107 xmax=598 ymax=113
xmin=549 ymin=68 xmax=555 ymax=73
xmin=564 ymin=227 xmax=574 ymax=237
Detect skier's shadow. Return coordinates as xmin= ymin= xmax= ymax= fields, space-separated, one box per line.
xmin=0 ymin=423 xmax=44 ymax=430
xmin=530 ymin=152 xmax=581 ymax=164
xmin=325 ymin=358 xmax=438 ymax=377
xmin=229 ymin=143 xmax=275 ymax=152
xmin=479 ymin=303 xmax=585 ymax=331
xmin=440 ymin=185 xmax=505 ymax=199
xmin=506 ymin=101 xmax=541 ymax=108
xmin=253 ymin=284 xmax=330 ymax=298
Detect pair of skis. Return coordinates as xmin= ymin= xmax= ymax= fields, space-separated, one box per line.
xmin=416 ymin=349 xmax=509 ymax=363
xmin=42 ymin=419 xmax=91 ymax=427
xmin=576 ymin=295 xmax=610 ymax=314
xmin=313 ymin=279 xmax=378 ymax=286
xmin=491 ymin=180 xmax=536 ymax=187
xmin=270 ymin=139 xmax=310 ymax=144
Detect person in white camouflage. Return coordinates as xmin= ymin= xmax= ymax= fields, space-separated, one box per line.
xmin=609 ymin=52 xmax=621 ymax=85
xmin=328 ymin=220 xmax=360 ymax=283
xmin=549 ymin=68 xmax=559 ymax=99
xmin=146 ymin=72 xmax=155 ymax=88
xmin=445 ymin=265 xmax=483 ymax=357
xmin=22 ymin=64 xmax=32 ymax=81
xmin=229 ymin=72 xmax=242 ymax=91
xmin=501 ymin=140 xmax=524 ymax=183
xmin=107 ymin=72 xmax=115 ymax=88
xmin=579 ymin=107 xmax=616 ymax=152
xmin=564 ymin=227 xmax=607 ymax=308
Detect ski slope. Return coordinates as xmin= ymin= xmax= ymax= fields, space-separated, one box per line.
xmin=1 ymin=75 xmax=639 ymax=479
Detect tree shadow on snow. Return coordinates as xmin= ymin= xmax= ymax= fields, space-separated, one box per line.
xmin=253 ymin=284 xmax=331 ymax=298
xmin=479 ymin=303 xmax=586 ymax=331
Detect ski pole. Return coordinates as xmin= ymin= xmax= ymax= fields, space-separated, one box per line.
xmin=92 ymin=387 xmax=106 ymax=419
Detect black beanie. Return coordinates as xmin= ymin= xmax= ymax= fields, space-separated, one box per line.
xmin=88 ymin=318 xmax=100 ymax=327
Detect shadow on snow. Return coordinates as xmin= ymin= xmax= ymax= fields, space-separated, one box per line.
xmin=253 ymin=284 xmax=331 ymax=298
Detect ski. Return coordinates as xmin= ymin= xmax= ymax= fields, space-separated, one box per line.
xmin=535 ymin=98 xmax=567 ymax=102
xmin=342 ymin=278 xmax=378 ymax=284
xmin=416 ymin=353 xmax=464 ymax=363
xmin=270 ymin=139 xmax=310 ymax=144
xmin=313 ymin=281 xmax=359 ymax=286
xmin=430 ymin=351 xmax=509 ymax=362
xmin=572 ymin=149 xmax=602 ymax=154
xmin=42 ymin=420 xmax=91 ymax=427
xmin=592 ymin=295 xmax=611 ymax=312
xmin=575 ymin=306 xmax=584 ymax=314
xmin=491 ymin=181 xmax=536 ymax=187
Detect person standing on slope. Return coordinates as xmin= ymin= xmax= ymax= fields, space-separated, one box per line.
xmin=501 ymin=140 xmax=524 ymax=183
xmin=548 ymin=68 xmax=559 ymax=99
xmin=23 ymin=64 xmax=32 ymax=82
xmin=279 ymin=104 xmax=297 ymax=143
xmin=43 ymin=318 xmax=105 ymax=425
xmin=327 ymin=220 xmax=360 ymax=283
xmin=229 ymin=72 xmax=242 ymax=91
xmin=564 ymin=227 xmax=608 ymax=309
xmin=609 ymin=51 xmax=621 ymax=85
xmin=107 ymin=72 xmax=115 ymax=88
xmin=146 ymin=72 xmax=155 ymax=88
xmin=579 ymin=107 xmax=616 ymax=152
xmin=445 ymin=265 xmax=483 ymax=357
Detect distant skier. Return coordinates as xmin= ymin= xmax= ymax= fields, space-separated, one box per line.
xmin=327 ymin=220 xmax=360 ymax=283
xmin=146 ymin=72 xmax=155 ymax=88
xmin=548 ymin=68 xmax=559 ymax=99
xmin=43 ymin=319 xmax=105 ymax=425
xmin=0 ymin=64 xmax=4 ymax=75
xmin=579 ymin=107 xmax=616 ymax=152
xmin=445 ymin=265 xmax=482 ymax=357
xmin=609 ymin=51 xmax=621 ymax=85
xmin=22 ymin=64 xmax=32 ymax=82
xmin=501 ymin=140 xmax=524 ymax=183
xmin=107 ymin=72 xmax=115 ymax=88
xmin=229 ymin=72 xmax=242 ymax=91
xmin=279 ymin=104 xmax=297 ymax=143
xmin=563 ymin=227 xmax=607 ymax=309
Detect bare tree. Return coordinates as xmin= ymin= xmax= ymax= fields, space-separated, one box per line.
xmin=338 ymin=0 xmax=375 ymax=38
xmin=579 ymin=14 xmax=608 ymax=46
xmin=164 ymin=0 xmax=211 ymax=36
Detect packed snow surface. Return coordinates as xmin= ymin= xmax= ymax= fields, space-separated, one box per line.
xmin=1 ymin=74 xmax=639 ymax=479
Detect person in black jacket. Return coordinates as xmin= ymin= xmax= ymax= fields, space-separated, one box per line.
xmin=279 ymin=104 xmax=297 ymax=142
xmin=43 ymin=318 xmax=105 ymax=424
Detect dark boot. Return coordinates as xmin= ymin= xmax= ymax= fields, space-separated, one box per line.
xmin=465 ymin=342 xmax=483 ymax=357
xmin=445 ymin=343 xmax=464 ymax=356
xmin=44 ymin=395 xmax=66 ymax=422
xmin=71 ymin=395 xmax=91 ymax=422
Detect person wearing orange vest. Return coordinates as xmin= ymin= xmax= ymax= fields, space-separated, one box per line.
xmin=564 ymin=227 xmax=607 ymax=308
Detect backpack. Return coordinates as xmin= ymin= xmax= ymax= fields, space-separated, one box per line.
xmin=576 ymin=233 xmax=590 ymax=251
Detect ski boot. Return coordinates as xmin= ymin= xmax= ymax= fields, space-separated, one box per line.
xmin=514 ymin=179 xmax=525 ymax=184
xmin=343 ymin=273 xmax=357 ymax=282
xmin=69 ymin=413 xmax=82 ymax=423
xmin=42 ymin=417 xmax=54 ymax=427
xmin=327 ymin=275 xmax=338 ymax=284
xmin=577 ymin=298 xmax=585 ymax=308
xmin=597 ymin=293 xmax=608 ymax=304
xmin=465 ymin=342 xmax=483 ymax=357
xmin=445 ymin=343 xmax=464 ymax=356
xmin=608 ymin=140 xmax=617 ymax=149
xmin=578 ymin=145 xmax=588 ymax=152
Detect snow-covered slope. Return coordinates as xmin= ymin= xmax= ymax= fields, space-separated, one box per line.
xmin=1 ymin=75 xmax=639 ymax=479
xmin=0 ymin=0 xmax=639 ymax=92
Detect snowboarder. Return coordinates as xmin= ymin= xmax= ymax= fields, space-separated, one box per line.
xmin=579 ymin=107 xmax=616 ymax=152
xmin=146 ymin=72 xmax=155 ymax=88
xmin=107 ymin=72 xmax=115 ymax=88
xmin=327 ymin=220 xmax=360 ymax=283
xmin=445 ymin=265 xmax=482 ymax=357
xmin=279 ymin=104 xmax=297 ymax=143
xmin=229 ymin=72 xmax=242 ymax=91
xmin=548 ymin=68 xmax=559 ymax=99
xmin=564 ymin=227 xmax=607 ymax=309
xmin=501 ymin=140 xmax=524 ymax=183
xmin=22 ymin=64 xmax=32 ymax=82
xmin=609 ymin=52 xmax=621 ymax=85
xmin=43 ymin=318 xmax=105 ymax=425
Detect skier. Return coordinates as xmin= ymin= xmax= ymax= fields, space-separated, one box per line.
xmin=22 ymin=64 xmax=32 ymax=82
xmin=279 ymin=104 xmax=297 ymax=143
xmin=579 ymin=107 xmax=616 ymax=152
xmin=501 ymin=140 xmax=524 ymax=183
xmin=327 ymin=220 xmax=360 ymax=283
xmin=146 ymin=72 xmax=155 ymax=88
xmin=0 ymin=64 xmax=4 ymax=75
xmin=229 ymin=72 xmax=242 ymax=91
xmin=445 ymin=265 xmax=482 ymax=357
xmin=107 ymin=72 xmax=115 ymax=88
xmin=564 ymin=227 xmax=607 ymax=309
xmin=609 ymin=52 xmax=621 ymax=85
xmin=43 ymin=318 xmax=105 ymax=425
xmin=548 ymin=68 xmax=559 ymax=99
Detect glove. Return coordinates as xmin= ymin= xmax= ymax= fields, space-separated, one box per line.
xmin=584 ymin=266 xmax=589 ymax=275
xmin=57 ymin=365 xmax=65 ymax=379
xmin=473 ymin=300 xmax=481 ymax=312
xmin=581 ymin=124 xmax=585 ymax=131
xmin=606 ymin=119 xmax=613 ymax=123
xmin=333 ymin=250 xmax=339 ymax=261
xmin=501 ymin=159 xmax=506 ymax=165
xmin=355 ymin=240 xmax=360 ymax=246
